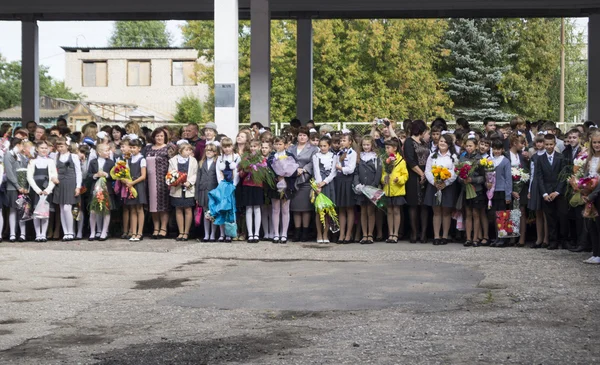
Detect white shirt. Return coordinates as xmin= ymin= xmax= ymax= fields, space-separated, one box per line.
xmin=425 ymin=151 xmax=457 ymax=187
xmin=26 ymin=156 xmax=58 ymax=194
xmin=546 ymin=152 xmax=555 ymax=165
xmin=589 ymin=157 xmax=600 ymax=178
xmin=509 ymin=151 xmax=520 ymax=167
xmin=130 ymin=153 xmax=147 ymax=168
xmin=313 ymin=152 xmax=337 ymax=185
xmin=339 ymin=148 xmax=357 ymax=175
xmin=205 ymin=157 xmax=214 ymax=170
xmin=217 ymin=153 xmax=240 ymax=185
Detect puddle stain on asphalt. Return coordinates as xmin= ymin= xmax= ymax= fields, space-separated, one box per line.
xmin=132 ymin=277 xmax=191 ymax=290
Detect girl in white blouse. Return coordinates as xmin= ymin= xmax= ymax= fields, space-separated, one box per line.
xmin=334 ymin=133 xmax=358 ymax=243
xmin=52 ymin=137 xmax=82 ymax=242
xmin=312 ymin=136 xmax=337 ymax=243
xmin=424 ymin=134 xmax=458 ymax=245
xmin=27 ymin=140 xmax=58 ymax=242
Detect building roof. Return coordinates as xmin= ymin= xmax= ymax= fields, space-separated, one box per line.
xmin=0 ymin=106 xmax=71 ymax=121
xmin=61 ymin=47 xmax=195 ymax=52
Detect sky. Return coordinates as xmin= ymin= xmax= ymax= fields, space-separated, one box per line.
xmin=0 ymin=20 xmax=186 ymax=81
xmin=0 ymin=18 xmax=590 ymax=82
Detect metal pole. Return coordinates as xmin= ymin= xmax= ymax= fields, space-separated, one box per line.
xmin=560 ymin=17 xmax=566 ymax=124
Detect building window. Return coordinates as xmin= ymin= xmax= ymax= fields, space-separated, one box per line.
xmin=128 ymin=61 xmax=151 ymax=86
xmin=82 ymin=61 xmax=107 ymax=87
xmin=172 ymin=60 xmax=196 ymax=86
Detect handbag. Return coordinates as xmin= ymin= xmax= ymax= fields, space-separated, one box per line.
xmin=33 ymin=195 xmax=50 ymax=219
xmin=224 ymin=221 xmax=238 ymax=238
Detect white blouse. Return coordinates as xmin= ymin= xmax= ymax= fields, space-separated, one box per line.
xmin=313 ymin=152 xmax=337 ymax=185
xmin=338 ymin=148 xmax=357 ymax=175
xmin=425 ymin=151 xmax=457 ymax=187
xmin=589 ymin=157 xmax=600 ymax=178
xmin=216 ymin=153 xmax=240 ymax=185
xmin=26 ymin=157 xmax=58 ymax=194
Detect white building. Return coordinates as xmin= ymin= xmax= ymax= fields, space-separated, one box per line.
xmin=62 ymin=47 xmax=209 ymax=121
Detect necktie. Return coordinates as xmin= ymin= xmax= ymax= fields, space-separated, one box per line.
xmin=548 ymin=155 xmax=553 ymax=165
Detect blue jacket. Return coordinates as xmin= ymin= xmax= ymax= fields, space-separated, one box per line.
xmin=493 ymin=156 xmax=512 ymax=201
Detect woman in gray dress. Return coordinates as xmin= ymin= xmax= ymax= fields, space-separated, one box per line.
xmin=288 ymin=127 xmax=318 ymax=242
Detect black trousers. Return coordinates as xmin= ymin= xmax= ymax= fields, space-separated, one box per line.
xmin=542 ymin=195 xmax=568 ymax=247
xmin=572 ymin=205 xmax=590 ymax=248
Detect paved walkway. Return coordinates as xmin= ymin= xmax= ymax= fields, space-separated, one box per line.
xmin=0 ymin=240 xmax=599 ymax=364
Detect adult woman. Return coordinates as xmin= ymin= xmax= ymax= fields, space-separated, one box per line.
xmin=403 ymin=120 xmax=431 ymax=243
xmin=111 ymin=125 xmax=126 ymax=160
xmin=145 ymin=127 xmax=176 ymax=239
xmin=289 ymin=126 xmax=319 ymax=242
xmin=234 ymin=130 xmax=252 ymax=240
xmin=194 ymin=122 xmax=220 ymax=161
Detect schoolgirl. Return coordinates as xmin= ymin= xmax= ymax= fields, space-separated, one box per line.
xmin=124 ymin=137 xmax=147 ymax=242
xmin=508 ymin=133 xmax=529 ymax=247
xmin=196 ymin=143 xmax=219 ymax=242
xmin=4 ymin=138 xmax=28 ymax=242
xmin=118 ymin=138 xmax=132 ymax=239
xmin=168 ymin=141 xmax=198 ymax=242
xmin=457 ymin=132 xmax=486 ymax=247
xmin=215 ymin=137 xmax=240 ymax=242
xmin=527 ymin=134 xmax=549 ymax=248
xmin=312 ymin=136 xmax=337 ymax=243
xmin=488 ymin=139 xmax=512 ymax=247
xmin=380 ymin=137 xmax=408 ymax=244
xmin=424 ymin=133 xmax=458 ymax=245
xmin=260 ymin=141 xmax=274 ymax=241
xmin=581 ymin=129 xmax=600 ymax=263
xmin=52 ymin=137 xmax=82 ymax=242
xmin=334 ymin=133 xmax=357 ymax=244
xmin=76 ymin=144 xmax=91 ymax=239
xmin=86 ymin=143 xmax=115 ymax=241
xmin=267 ymin=136 xmax=297 ymax=244
xmin=27 ymin=140 xmax=57 ymax=242
xmin=353 ymin=136 xmax=381 ymax=244
xmin=239 ymin=139 xmax=266 ymax=243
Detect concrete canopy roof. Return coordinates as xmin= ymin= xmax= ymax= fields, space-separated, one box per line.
xmin=0 ymin=0 xmax=598 ymax=20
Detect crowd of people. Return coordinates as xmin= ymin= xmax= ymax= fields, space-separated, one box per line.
xmin=2 ymin=115 xmax=600 ymax=265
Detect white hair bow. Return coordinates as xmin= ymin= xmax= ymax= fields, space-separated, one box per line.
xmin=537 ymin=131 xmax=548 ymax=135
xmin=341 ymin=128 xmax=351 ymax=134
xmin=590 ymin=125 xmax=598 ymax=129
xmin=325 ymin=133 xmax=331 ymax=138
xmin=258 ymin=128 xmax=266 ymax=134
xmin=467 ymin=131 xmax=477 ymax=139
xmin=97 ymin=131 xmax=108 ymax=140
xmin=441 ymin=131 xmax=450 ymax=136
xmin=66 ymin=136 xmax=72 ymax=145
xmin=516 ymin=131 xmax=523 ymax=136
xmin=309 ymin=128 xmax=317 ymax=134
xmin=126 ymin=134 xmax=139 ymax=141
xmin=176 ymin=139 xmax=188 ymax=146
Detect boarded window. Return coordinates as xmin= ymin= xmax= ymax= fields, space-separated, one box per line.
xmin=128 ymin=61 xmax=151 ymax=86
xmin=172 ymin=60 xmax=196 ymax=86
xmin=82 ymin=61 xmax=107 ymax=87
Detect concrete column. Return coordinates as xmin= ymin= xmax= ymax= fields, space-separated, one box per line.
xmin=21 ymin=19 xmax=39 ymax=125
xmin=250 ymin=0 xmax=271 ymax=127
xmin=296 ymin=18 xmax=313 ymax=123
xmin=589 ymin=15 xmax=600 ymax=122
xmin=214 ymin=0 xmax=239 ymax=138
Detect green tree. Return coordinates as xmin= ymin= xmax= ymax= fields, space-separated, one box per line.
xmin=440 ymin=19 xmax=513 ymax=121
xmin=174 ymin=94 xmax=204 ymax=124
xmin=109 ymin=21 xmax=172 ymax=47
xmin=0 ymin=54 xmax=81 ymax=111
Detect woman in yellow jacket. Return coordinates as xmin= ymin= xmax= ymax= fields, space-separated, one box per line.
xmin=381 ymin=138 xmax=409 ymax=243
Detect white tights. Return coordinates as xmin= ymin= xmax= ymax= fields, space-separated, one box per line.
xmin=9 ymin=208 xmax=26 ymax=238
xmin=272 ymin=199 xmax=290 ymax=239
xmin=261 ymin=205 xmax=272 ymax=239
xmin=89 ymin=212 xmax=111 ymax=239
xmin=33 ymin=218 xmax=49 ymax=239
xmin=203 ymin=218 xmax=216 ymax=240
xmin=245 ymin=206 xmax=261 ymax=238
xmin=60 ymin=204 xmax=74 ymax=238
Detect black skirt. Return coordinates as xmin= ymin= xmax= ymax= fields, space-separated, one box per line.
xmin=238 ymin=185 xmax=265 ymax=206
xmin=465 ymin=190 xmax=487 ymax=209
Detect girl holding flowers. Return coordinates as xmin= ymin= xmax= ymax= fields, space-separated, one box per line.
xmin=168 ymin=141 xmax=198 ymax=241
xmin=239 ymin=139 xmax=268 ymax=243
xmin=353 ymin=136 xmax=381 ymax=244
xmin=458 ymin=132 xmax=486 ymax=247
xmin=86 ymin=143 xmax=115 ymax=241
xmin=4 ymin=138 xmax=28 ymax=242
xmin=125 ymin=137 xmax=147 ymax=242
xmin=380 ymin=137 xmax=408 ymax=244
xmin=52 ymin=137 xmax=82 ymax=242
xmin=488 ymin=139 xmax=512 ymax=247
xmin=581 ymin=129 xmax=600 ymax=264
xmin=27 ymin=140 xmax=57 ymax=242
xmin=267 ymin=136 xmax=297 ymax=244
xmin=508 ymin=133 xmax=530 ymax=247
xmin=424 ymin=134 xmax=457 ymax=245
xmin=214 ymin=137 xmax=240 ymax=243
xmin=312 ymin=136 xmax=337 ymax=243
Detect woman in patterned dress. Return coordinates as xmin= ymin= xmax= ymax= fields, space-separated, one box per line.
xmin=145 ymin=127 xmax=176 ymax=239
xmin=404 ymin=120 xmax=431 ymax=243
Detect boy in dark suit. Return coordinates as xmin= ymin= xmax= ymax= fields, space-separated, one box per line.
xmin=536 ymin=134 xmax=568 ymax=250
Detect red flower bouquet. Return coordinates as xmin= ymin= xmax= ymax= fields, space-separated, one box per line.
xmin=455 ymin=161 xmax=476 ymax=199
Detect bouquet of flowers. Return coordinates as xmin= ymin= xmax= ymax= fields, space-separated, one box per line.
xmin=16 ymin=194 xmax=33 ymax=222
xmin=379 ymin=151 xmax=399 ymax=176
xmin=89 ymin=177 xmax=111 ymax=215
xmin=271 ymin=155 xmax=299 ymax=198
xmin=496 ymin=209 xmax=521 ymax=238
xmin=511 ymin=167 xmax=530 ymax=203
xmin=576 ymin=176 xmax=599 ymax=219
xmin=481 ymin=158 xmax=496 ymax=209
xmin=16 ymin=168 xmax=29 ymax=191
xmin=239 ymin=152 xmax=276 ymax=189
xmin=310 ymin=179 xmax=340 ymax=233
xmin=165 ymin=170 xmax=188 ymax=191
xmin=110 ymin=160 xmax=138 ymax=200
xmin=353 ymin=184 xmax=386 ymax=210
xmin=573 ymin=154 xmax=587 ymax=177
xmin=455 ymin=161 xmax=476 ymax=199
xmin=431 ymin=165 xmax=452 ymax=205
